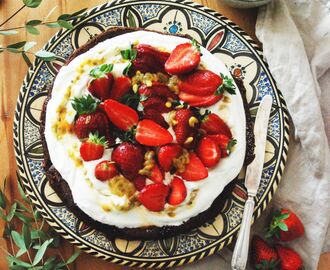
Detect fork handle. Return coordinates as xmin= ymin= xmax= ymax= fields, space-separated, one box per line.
xmin=231 ymin=196 xmax=255 ymax=270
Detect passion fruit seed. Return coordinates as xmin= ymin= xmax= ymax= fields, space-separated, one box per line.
xmin=188 ymin=116 xmax=199 ymax=127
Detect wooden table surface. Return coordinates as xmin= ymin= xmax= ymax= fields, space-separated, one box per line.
xmin=0 ymin=0 xmax=329 ymax=269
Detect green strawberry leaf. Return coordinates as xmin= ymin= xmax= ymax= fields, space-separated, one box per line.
xmin=89 ymin=63 xmax=113 ymax=78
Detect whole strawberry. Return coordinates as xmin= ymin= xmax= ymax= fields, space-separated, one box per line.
xmin=111 ymin=142 xmax=144 ymax=180
xmin=250 ymin=235 xmax=279 ymax=270
xmin=266 ymin=209 xmax=305 ymax=241
xmin=80 ymin=133 xmax=107 ymax=161
xmin=173 ymin=108 xmax=198 ymax=147
xmin=275 ymin=244 xmax=303 ymax=270
xmin=88 ymin=64 xmax=114 ymax=101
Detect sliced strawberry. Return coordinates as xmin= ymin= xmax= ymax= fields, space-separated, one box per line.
xmin=109 ymin=76 xmax=131 ymax=101
xmin=141 ymin=95 xmax=171 ymax=113
xmin=137 ymin=183 xmax=170 ymax=212
xmin=178 ymin=70 xmax=222 ymax=96
xmin=206 ymin=134 xmax=233 ymax=157
xmin=88 ymin=64 xmax=114 ymax=101
xmin=103 ymin=99 xmax=139 ymax=131
xmin=138 ymin=82 xmax=177 ymax=100
xmin=201 ymin=112 xmax=232 ymax=137
xmin=131 ymin=44 xmax=170 ymax=75
xmin=180 ymin=152 xmax=208 ymax=181
xmin=136 ymin=120 xmax=173 ymax=146
xmin=196 ymin=137 xmax=221 ymax=168
xmin=143 ymin=108 xmax=169 ymax=129
xmin=111 ymin=142 xmax=144 ymax=180
xmin=94 ymin=161 xmax=118 ymax=181
xmin=173 ymin=108 xmax=198 ymax=147
xmin=178 ymin=91 xmax=223 ymax=107
xmin=149 ymin=164 xmax=164 ymax=183
xmin=165 ymin=42 xmax=200 ymax=75
xmin=168 ymin=176 xmax=187 ymax=205
xmin=157 ymin=144 xmax=183 ymax=172
xmin=80 ymin=133 xmax=107 ymax=161
xmin=133 ymin=175 xmax=146 ymax=191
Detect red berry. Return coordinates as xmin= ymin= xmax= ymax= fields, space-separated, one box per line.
xmin=79 ymin=133 xmax=107 ymax=161
xmin=143 ymin=108 xmax=169 ymax=129
xmin=133 ymin=175 xmax=146 ymax=191
xmin=196 ymin=137 xmax=221 ymax=168
xmin=201 ymin=113 xmax=232 ymax=137
xmin=168 ymin=176 xmax=187 ymax=205
xmin=178 ymin=91 xmax=223 ymax=107
xmin=137 ymin=183 xmax=170 ymax=212
xmin=157 ymin=144 xmax=183 ymax=172
xmin=173 ymin=108 xmax=197 ymax=146
xmin=88 ymin=64 xmax=115 ymax=101
xmin=138 ymin=82 xmax=177 ymax=100
xmin=109 ymin=76 xmax=131 ymax=101
xmin=179 ymin=152 xmax=208 ymax=181
xmin=275 ymin=244 xmax=303 ymax=270
xmin=148 ymin=164 xmax=164 ymax=183
xmin=94 ymin=161 xmax=118 ymax=181
xmin=206 ymin=134 xmax=233 ymax=157
xmin=136 ymin=120 xmax=173 ymax=146
xmin=250 ymin=235 xmax=279 ymax=269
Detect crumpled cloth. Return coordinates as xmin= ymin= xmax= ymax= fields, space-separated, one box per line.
xmin=181 ymin=0 xmax=330 ymax=269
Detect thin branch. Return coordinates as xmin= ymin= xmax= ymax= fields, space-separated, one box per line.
xmin=0 ymin=5 xmax=26 ymax=27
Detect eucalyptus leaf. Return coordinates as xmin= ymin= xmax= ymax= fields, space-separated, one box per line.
xmin=7 ymin=203 xmax=17 ymax=222
xmin=22 ymin=224 xmax=31 ymax=249
xmin=7 ymin=41 xmax=26 ymax=49
xmin=15 ymin=212 xmax=33 ymax=224
xmin=26 ymin=25 xmax=40 ymax=35
xmin=43 ymin=256 xmax=57 ymax=270
xmin=7 ymin=48 xmax=22 ymax=54
xmin=57 ymin=20 xmax=74 ymax=30
xmin=9 ymin=265 xmax=26 ymax=270
xmin=0 ymin=188 xmax=6 ymax=209
xmin=32 ymin=239 xmax=53 ymax=265
xmin=54 ymin=262 xmax=66 ymax=270
xmin=11 ymin=230 xmax=26 ymax=250
xmin=0 ymin=30 xmax=18 ymax=36
xmin=23 ymin=0 xmax=42 ymax=8
xmin=26 ymin=19 xmax=42 ymax=26
xmin=57 ymin=14 xmax=70 ymax=20
xmin=31 ymin=230 xmax=47 ymax=241
xmin=17 ymin=178 xmax=28 ymax=202
xmin=8 ymin=255 xmax=32 ymax=267
xmin=16 ymin=247 xmax=27 ymax=257
xmin=23 ymin=41 xmax=36 ymax=52
xmin=45 ymin=22 xmax=60 ymax=28
xmin=15 ymin=200 xmax=29 ymax=212
xmin=35 ymin=50 xmax=57 ymax=61
xmin=66 ymin=250 xmax=80 ymax=264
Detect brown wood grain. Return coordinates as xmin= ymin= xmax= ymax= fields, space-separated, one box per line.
xmin=0 ymin=0 xmax=328 ymax=269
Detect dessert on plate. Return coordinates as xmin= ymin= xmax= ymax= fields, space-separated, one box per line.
xmin=41 ymin=27 xmax=254 ymax=240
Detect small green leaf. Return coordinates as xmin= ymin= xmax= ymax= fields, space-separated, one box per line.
xmin=57 ymin=14 xmax=71 ymax=20
xmin=120 ymin=49 xmax=131 ymax=60
xmin=11 ymin=230 xmax=26 ymax=250
xmin=23 ymin=0 xmax=42 ymax=8
xmin=7 ymin=48 xmax=21 ymax=54
xmin=32 ymin=239 xmax=53 ymax=265
xmin=127 ymin=11 xmax=136 ymax=28
xmin=7 ymin=41 xmax=26 ymax=49
xmin=57 ymin=20 xmax=74 ymax=30
xmin=191 ymin=39 xmax=201 ymax=52
xmin=7 ymin=202 xmax=17 ymax=222
xmin=0 ymin=188 xmax=6 ymax=209
xmin=26 ymin=19 xmax=42 ymax=26
xmin=26 ymin=25 xmax=40 ymax=35
xmin=66 ymin=250 xmax=81 ymax=264
xmin=35 ymin=50 xmax=57 ymax=61
xmin=278 ymin=213 xmax=290 ymax=220
xmin=55 ymin=262 xmax=67 ymax=270
xmin=89 ymin=63 xmax=113 ymax=78
xmin=22 ymin=224 xmax=31 ymax=249
xmin=23 ymin=41 xmax=36 ymax=52
xmin=45 ymin=22 xmax=60 ymax=28
xmin=278 ymin=222 xmax=288 ymax=231
xmin=8 ymin=256 xmax=32 ymax=267
xmin=14 ymin=212 xmax=33 ymax=223
xmin=15 ymin=200 xmax=29 ymax=212
xmin=123 ymin=62 xmax=132 ymax=76
xmin=17 ymin=179 xmax=28 ymax=202
xmin=16 ymin=247 xmax=27 ymax=257
xmin=227 ymin=139 xmax=237 ymax=155
xmin=0 ymin=30 xmax=18 ymax=36
xmin=43 ymin=256 xmax=57 ymax=270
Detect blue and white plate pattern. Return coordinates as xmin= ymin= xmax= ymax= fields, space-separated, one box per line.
xmin=14 ymin=0 xmax=289 ymax=268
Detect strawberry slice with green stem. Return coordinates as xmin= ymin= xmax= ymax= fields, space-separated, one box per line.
xmin=88 ymin=64 xmax=114 ymax=101
xmin=80 ymin=133 xmax=108 ymax=161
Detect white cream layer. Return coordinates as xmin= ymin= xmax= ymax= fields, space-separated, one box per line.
xmin=44 ymin=31 xmax=246 ymax=228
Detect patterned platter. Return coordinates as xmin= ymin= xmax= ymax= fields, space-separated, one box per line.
xmin=13 ymin=0 xmax=289 ymax=268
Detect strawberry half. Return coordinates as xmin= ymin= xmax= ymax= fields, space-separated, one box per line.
xmin=133 ymin=175 xmax=146 ymax=191
xmin=111 ymin=142 xmax=144 ymax=180
xmin=138 ymin=82 xmax=177 ymax=100
xmin=157 ymin=144 xmax=183 ymax=172
xmin=178 ymin=70 xmax=222 ymax=96
xmin=88 ymin=64 xmax=114 ymax=101
xmin=80 ymin=133 xmax=107 ymax=161
xmin=250 ymin=235 xmax=279 ymax=270
xmin=173 ymin=108 xmax=198 ymax=147
xmin=275 ymin=244 xmax=303 ymax=270
xmin=137 ymin=183 xmax=170 ymax=212
xmin=109 ymin=76 xmax=131 ymax=101
xmin=168 ymin=176 xmax=187 ymax=205
xmin=136 ymin=119 xmax=173 ymax=146
xmin=266 ymin=209 xmax=305 ymax=242
xmin=180 ymin=152 xmax=208 ymax=181
xmin=206 ymin=134 xmax=236 ymax=157
xmin=94 ymin=161 xmax=118 ymax=181
xmin=178 ymin=91 xmax=223 ymax=107
xmin=196 ymin=137 xmax=221 ymax=168
xmin=141 ymin=95 xmax=171 ymax=113
xmin=200 ymin=112 xmax=232 ymax=137
xmin=149 ymin=164 xmax=164 ymax=183
xmin=143 ymin=108 xmax=169 ymax=129
xmin=165 ymin=42 xmax=201 ymax=75
xmin=103 ymin=99 xmax=139 ymax=131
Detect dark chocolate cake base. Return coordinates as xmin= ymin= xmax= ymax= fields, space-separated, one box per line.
xmin=40 ymin=27 xmax=255 ymax=240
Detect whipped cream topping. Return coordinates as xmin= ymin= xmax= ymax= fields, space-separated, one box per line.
xmin=44 ymin=31 xmax=246 ymax=228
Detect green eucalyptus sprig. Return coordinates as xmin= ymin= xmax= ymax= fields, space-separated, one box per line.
xmin=0 ymin=175 xmax=80 ymax=270
xmin=0 ymin=0 xmax=87 ymax=66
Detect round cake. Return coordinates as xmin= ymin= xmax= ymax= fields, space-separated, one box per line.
xmin=41 ymin=27 xmax=254 ymax=240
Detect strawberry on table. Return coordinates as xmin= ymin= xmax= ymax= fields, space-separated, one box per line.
xmin=196 ymin=137 xmax=221 ymax=168
xmin=168 ymin=176 xmax=187 ymax=205
xmin=250 ymin=235 xmax=279 ymax=270
xmin=275 ymin=244 xmax=303 ymax=270
xmin=109 ymin=76 xmax=131 ymax=101
xmin=88 ymin=64 xmax=114 ymax=101
xmin=137 ymin=183 xmax=170 ymax=212
xmin=173 ymin=108 xmax=198 ymax=147
xmin=103 ymin=99 xmax=139 ymax=131
xmin=178 ymin=91 xmax=223 ymax=107
xmin=178 ymin=70 xmax=223 ymax=96
xmin=266 ymin=209 xmax=305 ymax=242
xmin=157 ymin=144 xmax=183 ymax=172
xmin=111 ymin=142 xmax=144 ymax=180
xmin=135 ymin=119 xmax=173 ymax=146
xmin=94 ymin=160 xmax=118 ymax=181
xmin=200 ymin=111 xmax=232 ymax=137
xmin=80 ymin=133 xmax=107 ymax=161
xmin=180 ymin=152 xmax=208 ymax=181
xmin=165 ymin=40 xmax=201 ymax=75
xmin=206 ymin=134 xmax=237 ymax=157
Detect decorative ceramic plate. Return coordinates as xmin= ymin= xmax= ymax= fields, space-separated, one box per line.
xmin=14 ymin=0 xmax=289 ymax=268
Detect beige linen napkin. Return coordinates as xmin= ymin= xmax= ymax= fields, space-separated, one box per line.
xmin=182 ymin=0 xmax=330 ymax=269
